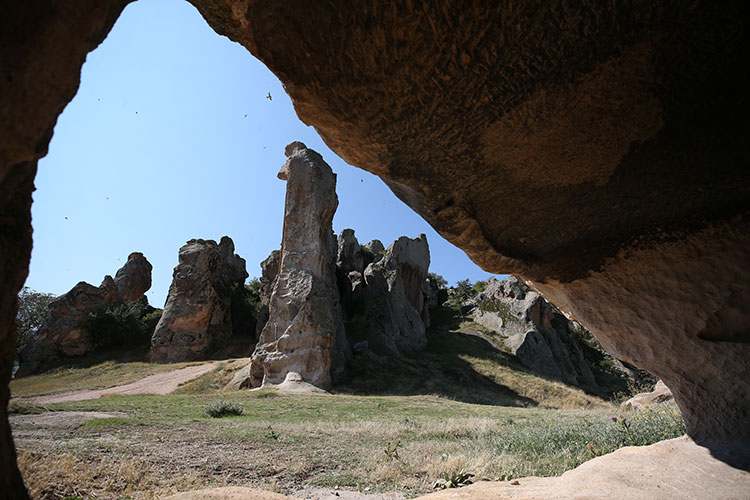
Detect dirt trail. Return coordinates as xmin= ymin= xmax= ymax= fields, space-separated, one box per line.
xmin=27 ymin=362 xmax=220 ymax=404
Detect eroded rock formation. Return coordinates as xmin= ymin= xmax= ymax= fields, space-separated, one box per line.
xmin=338 ymin=231 xmax=431 ymax=356
xmin=18 ymin=252 xmax=152 ymax=375
xmin=471 ymin=277 xmax=598 ymax=388
xmin=150 ymin=236 xmax=248 ymax=363
xmin=2 ymin=0 xmax=750 ymax=495
xmin=246 ymin=142 xmax=347 ymax=389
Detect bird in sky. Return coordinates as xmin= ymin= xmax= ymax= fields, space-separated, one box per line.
xmin=266 ymin=92 xmax=272 ymax=101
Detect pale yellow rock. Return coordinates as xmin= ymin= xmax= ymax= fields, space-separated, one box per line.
xmin=162 ymin=487 xmax=303 ymax=500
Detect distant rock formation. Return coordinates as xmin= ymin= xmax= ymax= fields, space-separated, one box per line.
xmin=338 ymin=231 xmax=431 ymax=356
xmin=150 ymin=237 xmax=249 ymax=363
xmin=471 ymin=277 xmax=598 ymax=387
xmin=622 ymin=380 xmax=674 ymax=409
xmin=243 ymin=142 xmax=348 ymax=389
xmin=18 ymin=252 xmax=152 ymax=375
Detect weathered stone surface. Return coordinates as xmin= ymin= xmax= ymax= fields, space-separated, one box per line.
xmin=253 ymin=249 xmax=281 ymax=339
xmin=336 ymin=229 xmax=364 ymax=275
xmin=2 ymin=0 xmax=750 ymax=494
xmin=150 ymin=237 xmax=248 ymax=363
xmin=472 ymin=277 xmax=597 ymax=388
xmin=344 ymin=234 xmax=431 ymax=357
xmin=18 ymin=253 xmax=152 ymax=375
xmin=248 ymin=143 xmax=347 ymax=389
xmin=622 ymin=380 xmax=674 ymax=410
xmin=113 ymin=252 xmax=152 ymax=302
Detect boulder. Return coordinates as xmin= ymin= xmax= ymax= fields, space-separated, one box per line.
xmin=247 ymin=143 xmax=348 ymax=389
xmin=472 ymin=277 xmax=598 ymax=388
xmin=18 ymin=253 xmax=152 ymax=375
xmin=622 ymin=380 xmax=674 ymax=410
xmin=150 ymin=237 xmax=248 ymax=363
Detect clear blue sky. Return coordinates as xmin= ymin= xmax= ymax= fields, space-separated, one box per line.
xmin=25 ymin=0 xmax=503 ymax=306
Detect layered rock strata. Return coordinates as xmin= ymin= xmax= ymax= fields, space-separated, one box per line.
xmin=150 ymin=237 xmax=248 ymax=363
xmin=246 ymin=143 xmax=347 ymax=389
xmin=17 ymin=253 xmax=152 ymax=375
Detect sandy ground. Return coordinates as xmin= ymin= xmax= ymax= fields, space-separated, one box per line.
xmin=293 ymin=486 xmax=406 ymax=500
xmin=24 ymin=362 xmax=220 ymax=404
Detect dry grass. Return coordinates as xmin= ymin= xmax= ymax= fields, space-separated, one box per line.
xmin=10 ymin=360 xmax=200 ymax=398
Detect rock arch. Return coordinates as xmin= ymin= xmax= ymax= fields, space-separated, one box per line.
xmin=2 ymin=0 xmax=748 ymax=496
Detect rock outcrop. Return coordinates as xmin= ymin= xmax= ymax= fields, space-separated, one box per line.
xmin=3 ymin=1 xmax=750 ymax=495
xmin=338 ymin=231 xmax=431 ymax=357
xmin=150 ymin=237 xmax=248 ymax=363
xmin=471 ymin=277 xmax=598 ymax=388
xmin=622 ymin=380 xmax=674 ymax=410
xmin=18 ymin=253 xmax=152 ymax=375
xmin=245 ymin=142 xmax=347 ymax=389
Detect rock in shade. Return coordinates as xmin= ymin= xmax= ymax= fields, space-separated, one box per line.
xmin=18 ymin=253 xmax=153 ymax=375
xmin=247 ymin=143 xmax=348 ymax=389
xmin=150 ymin=237 xmax=248 ymax=363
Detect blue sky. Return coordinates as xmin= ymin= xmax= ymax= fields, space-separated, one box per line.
xmin=25 ymin=0 xmax=502 ymax=306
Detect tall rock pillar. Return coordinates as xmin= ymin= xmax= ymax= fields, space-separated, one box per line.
xmin=248 ymin=142 xmax=347 ymax=389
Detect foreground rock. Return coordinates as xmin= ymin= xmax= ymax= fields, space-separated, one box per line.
xmin=471 ymin=277 xmax=598 ymax=388
xmin=622 ymin=380 xmax=674 ymax=410
xmin=162 ymin=438 xmax=750 ymax=500
xmin=246 ymin=142 xmax=347 ymax=389
xmin=18 ymin=253 xmax=152 ymax=375
xmin=151 ymin=237 xmax=248 ymax=363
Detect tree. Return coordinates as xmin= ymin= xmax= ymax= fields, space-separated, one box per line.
xmin=427 ymin=272 xmax=448 ymax=288
xmin=446 ymin=278 xmax=476 ymax=317
xmin=15 ymin=287 xmax=56 ymax=359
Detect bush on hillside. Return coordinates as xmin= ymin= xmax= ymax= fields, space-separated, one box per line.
xmin=83 ymin=301 xmax=156 ymax=349
xmin=15 ymin=287 xmax=57 ymax=359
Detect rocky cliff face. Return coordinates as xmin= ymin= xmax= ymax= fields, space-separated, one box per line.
xmin=150 ymin=237 xmax=248 ymax=363
xmin=471 ymin=277 xmax=598 ymax=388
xmin=246 ymin=143 xmax=347 ymax=389
xmin=18 ymin=252 xmax=152 ymax=375
xmin=338 ymin=231 xmax=431 ymax=356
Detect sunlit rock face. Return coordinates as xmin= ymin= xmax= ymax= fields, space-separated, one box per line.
xmin=1 ymin=1 xmax=750 ymax=495
xmin=247 ymin=143 xmax=348 ymax=390
xmin=18 ymin=252 xmax=152 ymax=376
xmin=150 ymin=237 xmax=248 ymax=363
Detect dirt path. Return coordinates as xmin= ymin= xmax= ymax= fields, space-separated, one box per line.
xmin=27 ymin=362 xmax=220 ymax=404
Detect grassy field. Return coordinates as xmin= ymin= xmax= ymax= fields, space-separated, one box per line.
xmin=10 ymin=360 xmax=204 ymax=397
xmin=10 ymin=309 xmax=682 ymax=500
xmin=12 ymin=390 xmax=685 ymax=500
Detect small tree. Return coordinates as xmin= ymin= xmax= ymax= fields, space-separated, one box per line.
xmin=15 ymin=287 xmax=56 ymax=359
xmin=446 ymin=279 xmax=476 ymax=318
xmin=428 ymin=272 xmax=448 ymax=288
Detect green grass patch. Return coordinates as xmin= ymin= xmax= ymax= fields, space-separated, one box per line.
xmin=8 ymin=400 xmax=48 ymax=415
xmin=78 ymin=417 xmax=134 ymax=431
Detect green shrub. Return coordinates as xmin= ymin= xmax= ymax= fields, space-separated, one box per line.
xmin=83 ymin=301 xmax=155 ymax=349
xmin=8 ymin=400 xmax=48 ymax=415
xmin=203 ymin=399 xmax=244 ymax=418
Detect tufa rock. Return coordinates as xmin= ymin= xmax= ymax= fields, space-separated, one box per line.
xmin=622 ymin=380 xmax=674 ymax=410
xmin=150 ymin=237 xmax=248 ymax=363
xmin=246 ymin=143 xmax=348 ymax=389
xmin=18 ymin=253 xmax=153 ymax=375
xmin=342 ymin=233 xmax=431 ymax=356
xmin=472 ymin=277 xmax=598 ymax=388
